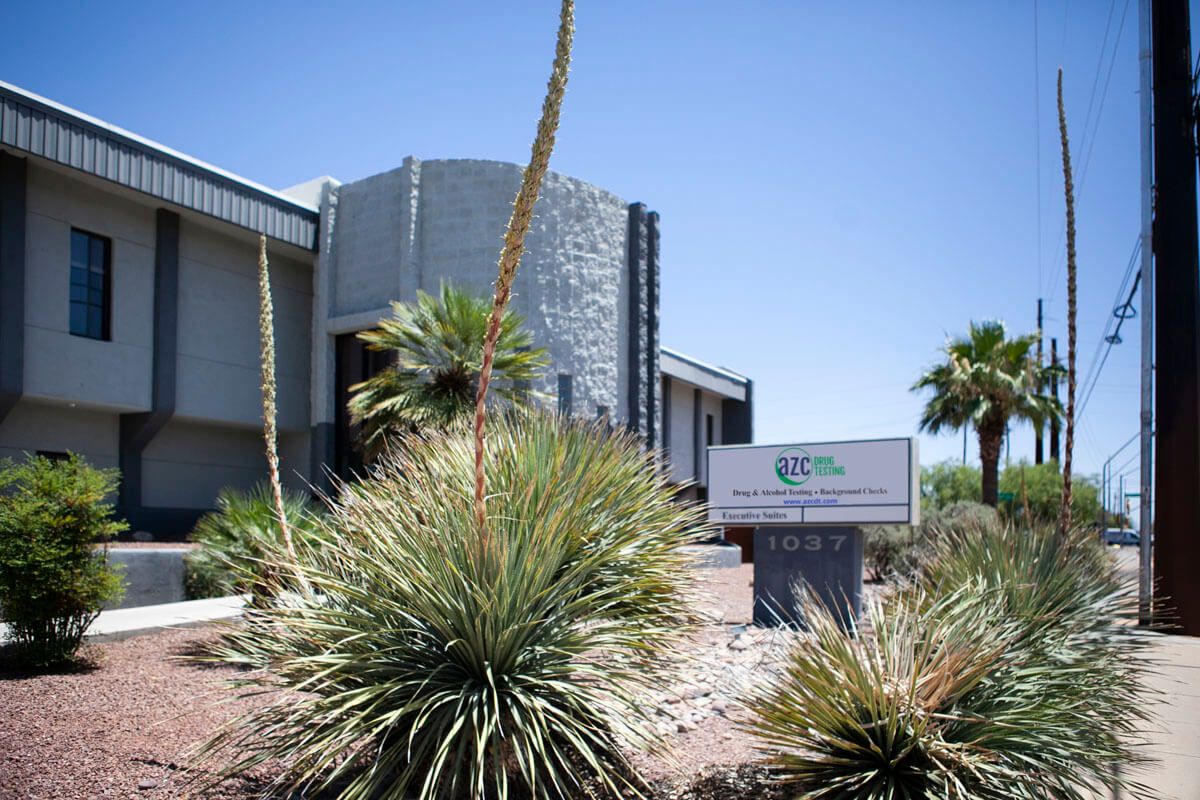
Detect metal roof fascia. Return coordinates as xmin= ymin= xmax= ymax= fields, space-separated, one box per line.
xmin=0 ymin=81 xmax=318 ymax=250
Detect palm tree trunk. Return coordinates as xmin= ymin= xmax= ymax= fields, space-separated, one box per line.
xmin=978 ymin=425 xmax=1003 ymax=507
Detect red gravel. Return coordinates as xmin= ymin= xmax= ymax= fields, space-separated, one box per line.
xmin=0 ymin=565 xmax=793 ymax=799
xmin=0 ymin=629 xmax=272 ymax=799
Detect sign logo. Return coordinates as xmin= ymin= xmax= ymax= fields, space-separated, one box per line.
xmin=775 ymin=447 xmax=811 ymax=486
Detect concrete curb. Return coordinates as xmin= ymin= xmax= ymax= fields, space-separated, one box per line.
xmin=683 ymin=543 xmax=743 ymax=569
xmin=85 ymin=595 xmax=247 ymax=643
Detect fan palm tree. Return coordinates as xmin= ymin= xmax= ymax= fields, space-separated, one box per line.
xmin=348 ymin=284 xmax=548 ymax=459
xmin=913 ymin=320 xmax=1062 ymax=507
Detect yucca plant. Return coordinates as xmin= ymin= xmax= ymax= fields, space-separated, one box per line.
xmin=747 ymin=519 xmax=1156 ymax=799
xmin=184 ymin=485 xmax=323 ymax=599
xmin=749 ymin=587 xmax=1021 ymax=798
xmin=193 ymin=413 xmax=707 ymax=799
xmin=916 ymin=521 xmax=1153 ymax=745
xmin=193 ymin=4 xmax=704 ymax=796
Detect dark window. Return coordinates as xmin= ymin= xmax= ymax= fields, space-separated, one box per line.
xmin=557 ymin=374 xmax=573 ymax=416
xmin=706 ymin=413 xmax=714 ymax=449
xmin=69 ymin=229 xmax=111 ymax=340
xmin=334 ymin=332 xmax=396 ymax=481
xmin=661 ymin=377 xmax=671 ymax=452
xmin=35 ymin=450 xmax=70 ymax=462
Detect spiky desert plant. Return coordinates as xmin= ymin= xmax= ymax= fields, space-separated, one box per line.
xmin=255 ymin=235 xmax=303 ymax=589
xmin=921 ymin=518 xmax=1155 ymax=791
xmin=917 ymin=520 xmax=1155 ymax=794
xmin=348 ymin=284 xmax=547 ymax=460
xmin=747 ymin=518 xmax=1157 ymax=800
xmin=184 ymin=485 xmax=323 ymax=599
xmin=1057 ymin=68 xmax=1078 ymax=537
xmin=748 ymin=587 xmax=1015 ymax=798
xmin=193 ymin=413 xmax=707 ymax=800
xmin=474 ymin=0 xmax=573 ymax=537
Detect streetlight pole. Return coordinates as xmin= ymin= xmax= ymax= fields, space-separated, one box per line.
xmin=1102 ymin=461 xmax=1109 ymax=530
xmin=1102 ymin=433 xmax=1140 ymax=531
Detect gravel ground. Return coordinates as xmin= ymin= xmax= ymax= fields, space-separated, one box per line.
xmin=0 ymin=565 xmax=882 ymax=799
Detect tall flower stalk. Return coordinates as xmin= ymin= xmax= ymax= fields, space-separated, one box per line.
xmin=1057 ymin=68 xmax=1078 ymax=537
xmin=473 ymin=0 xmax=574 ymax=540
xmin=256 ymin=234 xmax=303 ymax=589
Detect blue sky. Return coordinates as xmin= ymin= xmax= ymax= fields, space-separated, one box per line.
xmin=2 ymin=0 xmax=1191 ymax=489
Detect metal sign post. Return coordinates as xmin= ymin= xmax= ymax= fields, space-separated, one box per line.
xmin=708 ymin=438 xmax=919 ymax=629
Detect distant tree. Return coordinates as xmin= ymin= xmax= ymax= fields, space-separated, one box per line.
xmin=998 ymin=461 xmax=1100 ymax=525
xmin=348 ymin=284 xmax=548 ymax=460
xmin=913 ymin=320 xmax=1062 ymax=507
xmin=921 ymin=461 xmax=982 ymax=511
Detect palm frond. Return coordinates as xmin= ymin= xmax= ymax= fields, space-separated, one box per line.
xmin=913 ymin=320 xmax=1063 ymax=435
xmin=348 ymin=284 xmax=548 ymax=459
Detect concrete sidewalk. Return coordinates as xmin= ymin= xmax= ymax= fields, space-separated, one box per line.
xmin=86 ymin=595 xmax=246 ymax=642
xmin=1134 ymin=632 xmax=1200 ymax=799
xmin=0 ymin=595 xmax=245 ymax=646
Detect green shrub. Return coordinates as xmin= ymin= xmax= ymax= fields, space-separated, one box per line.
xmin=920 ymin=460 xmax=982 ymax=512
xmin=921 ymin=459 xmax=1103 ymax=525
xmin=997 ymin=460 xmax=1101 ymax=524
xmin=865 ymin=503 xmax=997 ymax=582
xmin=747 ymin=521 xmax=1155 ymax=798
xmin=195 ymin=413 xmax=706 ymax=799
xmin=862 ymin=525 xmax=920 ymax=581
xmin=0 ymin=454 xmax=126 ymax=668
xmin=184 ymin=485 xmax=322 ymax=599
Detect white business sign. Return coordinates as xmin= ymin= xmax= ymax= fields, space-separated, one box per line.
xmin=707 ymin=438 xmax=919 ymax=526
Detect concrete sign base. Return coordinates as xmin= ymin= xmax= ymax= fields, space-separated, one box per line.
xmin=752 ymin=526 xmax=863 ymax=630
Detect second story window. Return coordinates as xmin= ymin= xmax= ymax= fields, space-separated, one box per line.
xmin=69 ymin=229 xmax=111 ymax=341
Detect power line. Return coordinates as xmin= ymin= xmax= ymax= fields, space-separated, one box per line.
xmin=1075 ymin=237 xmax=1142 ymax=423
xmin=1044 ymin=0 xmax=1133 ymax=304
xmin=1078 ymin=0 xmax=1133 ymax=195
xmin=1113 ymin=451 xmax=1139 ymax=477
xmin=1077 ymin=270 xmax=1140 ymax=422
xmin=1034 ymin=0 xmax=1044 ymax=293
xmin=1077 ymin=0 xmax=1120 ymax=158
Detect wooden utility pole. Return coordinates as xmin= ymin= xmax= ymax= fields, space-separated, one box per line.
xmin=1152 ymin=0 xmax=1200 ymax=635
